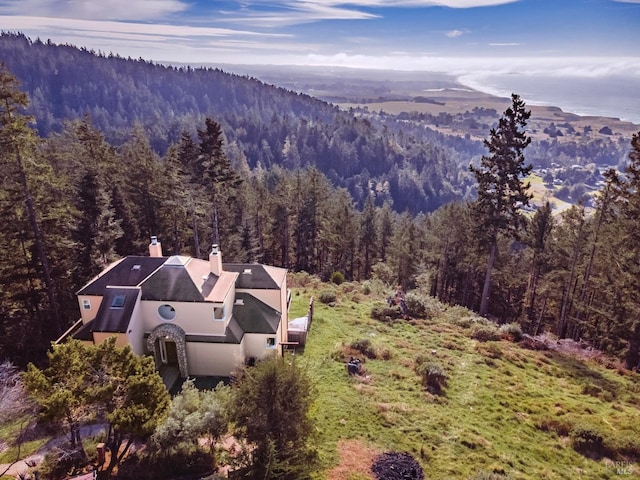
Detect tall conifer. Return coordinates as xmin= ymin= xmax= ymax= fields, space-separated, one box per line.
xmin=471 ymin=94 xmax=532 ymax=316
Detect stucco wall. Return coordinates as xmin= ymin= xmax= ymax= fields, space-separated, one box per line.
xmin=77 ymin=295 xmax=102 ymax=323
xmin=186 ymin=341 xmax=245 ymax=376
xmin=139 ymin=301 xmax=226 ymax=336
xmin=244 ymin=332 xmax=279 ymax=360
xmin=126 ymin=296 xmax=145 ymax=355
xmin=92 ymin=332 xmax=129 ymax=347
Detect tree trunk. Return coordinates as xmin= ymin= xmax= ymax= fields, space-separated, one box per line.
xmin=192 ymin=208 xmax=200 ymax=258
xmin=479 ymin=238 xmax=497 ymax=317
xmin=526 ymin=252 xmax=541 ymax=321
xmin=14 ymin=146 xmax=61 ymax=335
xmin=625 ymin=323 xmax=640 ymax=370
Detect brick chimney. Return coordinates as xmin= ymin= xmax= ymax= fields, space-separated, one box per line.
xmin=209 ymin=244 xmax=222 ymax=276
xmin=149 ymin=236 xmax=163 ymax=257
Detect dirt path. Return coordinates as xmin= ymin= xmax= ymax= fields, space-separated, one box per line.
xmin=0 ymin=424 xmax=107 ymax=478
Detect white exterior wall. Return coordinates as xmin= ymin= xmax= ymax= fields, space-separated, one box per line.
xmin=221 ymin=287 xmax=236 ymax=329
xmin=126 ymin=296 xmax=145 ymax=355
xmin=186 ymin=341 xmax=245 ymax=376
xmin=244 ymin=332 xmax=279 ymax=360
xmin=139 ymin=300 xmax=226 ymax=336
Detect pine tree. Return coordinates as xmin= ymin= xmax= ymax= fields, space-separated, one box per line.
xmin=524 ymin=201 xmax=554 ymax=325
xmin=197 ymin=117 xmax=243 ymax=253
xmin=229 ymin=357 xmax=317 ymax=480
xmin=610 ymin=131 xmax=640 ymax=368
xmin=359 ymin=194 xmax=378 ymax=279
xmin=470 ymin=93 xmax=532 ymax=316
xmin=0 ymin=64 xmax=62 ymax=336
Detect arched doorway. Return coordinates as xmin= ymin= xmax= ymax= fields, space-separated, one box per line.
xmin=147 ymin=323 xmax=188 ymax=378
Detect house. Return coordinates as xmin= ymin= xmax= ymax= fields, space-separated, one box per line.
xmin=61 ymin=237 xmax=289 ymax=381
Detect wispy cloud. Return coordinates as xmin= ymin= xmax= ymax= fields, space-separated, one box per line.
xmin=0 ymin=0 xmax=519 ymax=29
xmin=489 ymin=42 xmax=520 ymax=46
xmin=217 ymin=0 xmax=518 ymax=27
xmin=0 ymin=0 xmax=189 ymax=21
xmin=446 ymin=29 xmax=466 ymax=37
xmin=236 ymin=0 xmax=518 ymax=7
xmin=1 ymin=15 xmax=288 ymax=38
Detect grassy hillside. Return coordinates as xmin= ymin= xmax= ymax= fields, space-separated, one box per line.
xmin=287 ymin=274 xmax=640 ymax=479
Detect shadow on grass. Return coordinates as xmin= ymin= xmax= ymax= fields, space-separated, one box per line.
xmin=545 ymin=351 xmax=621 ymax=401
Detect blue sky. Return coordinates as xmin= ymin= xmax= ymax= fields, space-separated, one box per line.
xmin=1 ymin=0 xmax=639 ymax=102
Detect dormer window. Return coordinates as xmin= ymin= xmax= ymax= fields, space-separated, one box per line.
xmin=243 ymin=268 xmax=252 ymax=274
xmin=214 ymin=306 xmax=225 ymax=321
xmin=235 ymin=298 xmax=244 ymax=306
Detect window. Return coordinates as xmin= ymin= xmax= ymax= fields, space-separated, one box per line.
xmin=213 ymin=306 xmax=225 ymax=321
xmin=158 ymin=304 xmax=176 ymax=321
xmin=111 ymin=295 xmax=125 ymax=308
xmin=266 ymin=337 xmax=276 ymax=349
xmin=159 ymin=340 xmax=168 ymax=363
xmin=82 ymin=299 xmax=91 ymax=310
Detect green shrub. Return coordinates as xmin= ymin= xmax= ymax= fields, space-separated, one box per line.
xmin=39 ymin=446 xmax=87 ymax=480
xmin=319 ymin=289 xmax=337 ymax=304
xmin=570 ymin=423 xmax=605 ymax=457
xmin=499 ymin=322 xmax=523 ymax=342
xmin=371 ymin=304 xmax=402 ymax=322
xmin=581 ymin=383 xmax=614 ymax=402
xmin=416 ymin=361 xmax=448 ymax=393
xmin=534 ymin=416 xmax=572 ymax=437
xmin=404 ymin=292 xmax=428 ymax=318
xmin=330 ymin=271 xmax=345 ymax=285
xmin=362 ymin=281 xmax=372 ymax=295
xmin=471 ymin=324 xmax=501 ymax=342
xmin=116 ymin=449 xmax=214 ymax=480
xmin=350 ymin=338 xmax=377 ymax=359
xmin=606 ymin=430 xmax=640 ymax=458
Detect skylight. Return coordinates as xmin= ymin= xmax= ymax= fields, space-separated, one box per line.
xmin=111 ymin=295 xmax=126 ymax=308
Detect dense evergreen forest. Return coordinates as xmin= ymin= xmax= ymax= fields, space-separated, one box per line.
xmin=0 ymin=32 xmax=465 ymax=214
xmin=1 ymin=32 xmax=640 ymax=373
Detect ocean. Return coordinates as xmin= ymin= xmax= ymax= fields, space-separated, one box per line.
xmin=457 ymin=73 xmax=640 ymax=125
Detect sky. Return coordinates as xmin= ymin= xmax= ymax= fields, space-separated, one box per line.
xmin=1 ymin=0 xmax=640 ymax=119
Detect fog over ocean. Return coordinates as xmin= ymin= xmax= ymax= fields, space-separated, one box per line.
xmin=457 ymin=73 xmax=640 ymax=125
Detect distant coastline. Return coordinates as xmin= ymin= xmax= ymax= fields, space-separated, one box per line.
xmin=457 ymin=73 xmax=640 ymax=125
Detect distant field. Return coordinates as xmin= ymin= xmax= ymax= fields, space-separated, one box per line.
xmin=526 ymin=173 xmax=574 ymax=215
xmin=289 ymin=275 xmax=640 ymax=479
xmin=341 ymin=94 xmax=638 ymax=143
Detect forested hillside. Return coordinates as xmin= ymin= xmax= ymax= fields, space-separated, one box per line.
xmin=1 ymin=33 xmax=640 ymax=375
xmin=0 ymin=32 xmax=464 ymax=214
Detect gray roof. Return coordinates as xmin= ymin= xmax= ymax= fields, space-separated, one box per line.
xmin=185 ymin=316 xmax=245 ymax=344
xmin=223 ymin=264 xmax=279 ymax=289
xmin=77 ymin=256 xmax=166 ymax=295
xmin=232 ymin=292 xmax=280 ymax=334
xmin=72 ymin=319 xmax=95 ymax=341
xmin=141 ymin=263 xmax=205 ymax=302
xmin=91 ymin=287 xmax=140 ymax=333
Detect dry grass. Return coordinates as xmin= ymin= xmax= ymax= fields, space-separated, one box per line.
xmin=325 ymin=440 xmax=379 ymax=480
